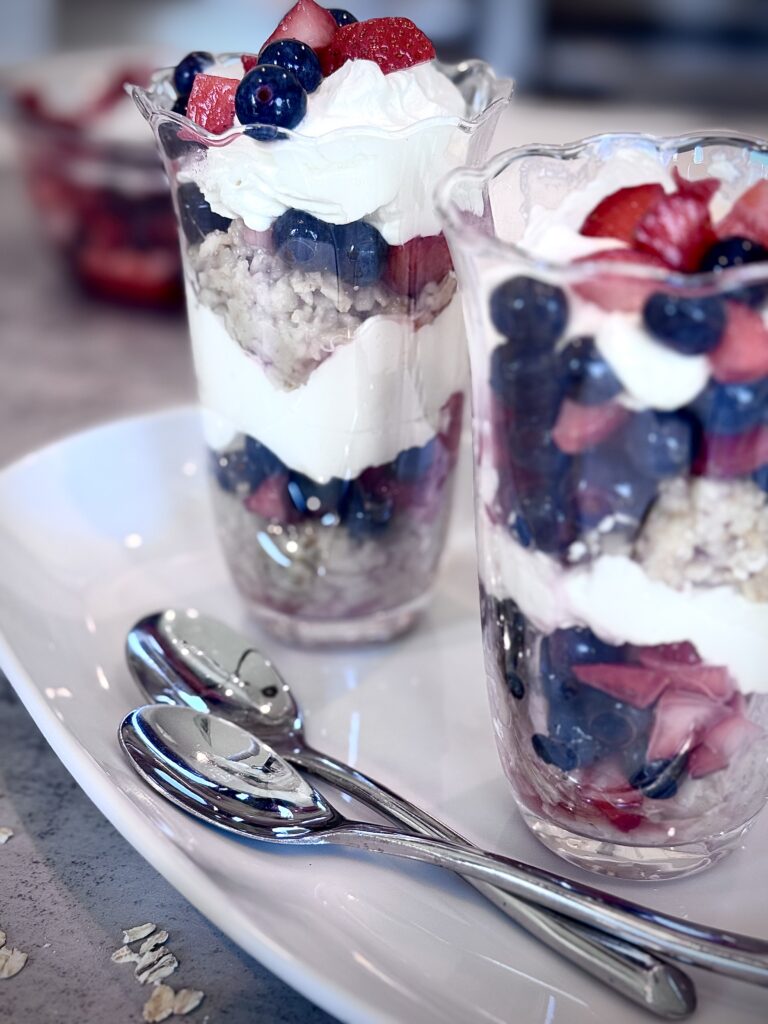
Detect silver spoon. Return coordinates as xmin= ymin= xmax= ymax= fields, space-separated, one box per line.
xmin=120 ymin=704 xmax=768 ymax=990
xmin=126 ymin=609 xmax=694 ymax=1017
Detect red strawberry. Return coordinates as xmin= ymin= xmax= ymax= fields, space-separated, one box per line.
xmin=551 ymin=399 xmax=630 ymax=454
xmin=383 ymin=234 xmax=453 ymax=298
xmin=709 ymin=301 xmax=768 ymax=384
xmin=632 ymin=641 xmax=701 ymax=667
xmin=646 ymin=690 xmax=731 ymax=762
xmin=717 ymin=180 xmax=768 ymax=246
xmin=573 ymin=248 xmax=667 ymax=312
xmin=634 ymin=191 xmax=716 ymax=271
xmin=688 ymin=712 xmax=763 ymax=778
xmin=244 ymin=475 xmax=293 ymax=521
xmin=241 ymin=54 xmax=259 ymax=73
xmin=580 ymin=184 xmax=665 ymax=243
xmin=321 ymin=17 xmax=436 ymax=77
xmin=438 ymin=391 xmax=465 ymax=458
xmin=573 ymin=663 xmax=669 ymax=708
xmin=671 ymin=167 xmax=720 ymax=204
xmin=693 ymin=422 xmax=768 ymax=478
xmin=262 ymin=0 xmax=338 ymax=51
xmin=186 ymin=73 xmax=238 ymax=134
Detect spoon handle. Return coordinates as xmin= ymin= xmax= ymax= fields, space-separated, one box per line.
xmin=292 ymin=747 xmax=694 ymax=1019
xmin=327 ymin=819 xmax=768 ymax=987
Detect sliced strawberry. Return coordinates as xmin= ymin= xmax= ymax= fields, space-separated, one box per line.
xmin=671 ymin=167 xmax=720 ymax=204
xmin=383 ymin=234 xmax=453 ymax=298
xmin=688 ymin=713 xmax=763 ymax=778
xmin=634 ymin=191 xmax=717 ymax=271
xmin=262 ymin=0 xmax=338 ymax=51
xmin=717 ymin=180 xmax=768 ymax=246
xmin=573 ymin=248 xmax=667 ymax=312
xmin=693 ymin=422 xmax=768 ymax=478
xmin=244 ymin=474 xmax=293 ymax=521
xmin=321 ymin=17 xmax=436 ymax=76
xmin=186 ymin=73 xmax=238 ymax=134
xmin=551 ymin=399 xmax=630 ymax=454
xmin=438 ymin=391 xmax=465 ymax=458
xmin=241 ymin=54 xmax=259 ymax=73
xmin=709 ymin=301 xmax=768 ymax=384
xmin=580 ymin=184 xmax=666 ymax=243
xmin=647 ymin=690 xmax=731 ymax=762
xmin=573 ymin=664 xmax=670 ymax=709
xmin=633 ymin=641 xmax=701 ymax=667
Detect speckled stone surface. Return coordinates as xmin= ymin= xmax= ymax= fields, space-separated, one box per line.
xmin=0 ymin=163 xmax=337 ymax=1023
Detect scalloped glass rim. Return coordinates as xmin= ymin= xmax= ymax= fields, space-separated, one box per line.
xmin=435 ymin=129 xmax=768 ymax=293
xmin=129 ymin=57 xmax=513 ymax=147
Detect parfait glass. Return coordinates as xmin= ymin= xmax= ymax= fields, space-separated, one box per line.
xmin=437 ymin=132 xmax=768 ymax=879
xmin=132 ymin=60 xmax=510 ymax=645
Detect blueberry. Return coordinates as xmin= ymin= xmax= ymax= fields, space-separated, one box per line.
xmin=173 ymin=51 xmax=214 ymax=97
xmin=512 ymin=516 xmax=533 ymax=548
xmin=287 ymin=472 xmax=351 ymax=519
xmin=629 ymin=754 xmax=688 ymax=800
xmin=560 ymin=336 xmax=622 ymax=406
xmin=346 ymin=482 xmax=395 ymax=539
xmin=625 ymin=411 xmax=695 ymax=478
xmin=259 ymin=39 xmax=323 ymax=93
xmin=515 ymin=490 xmax=577 ymax=559
xmin=330 ymin=8 xmax=358 ymax=25
xmin=545 ymin=627 xmax=627 ymax=672
xmin=235 ymin=64 xmax=307 ymax=140
xmin=333 ymin=220 xmax=388 ymax=286
xmin=177 ymin=182 xmax=231 ymax=245
xmin=394 ymin=439 xmax=436 ymax=483
xmin=643 ymin=292 xmax=726 ymax=355
xmin=567 ymin=449 xmax=658 ymax=530
xmin=272 ymin=209 xmax=335 ymax=272
xmin=171 ymin=95 xmax=188 ymax=116
xmin=753 ymin=464 xmax=768 ymax=491
xmin=490 ymin=346 xmax=564 ymax=426
xmin=690 ymin=377 xmax=768 ymax=436
xmin=490 ymin=276 xmax=568 ymax=350
xmin=699 ymin=235 xmax=768 ymax=307
xmin=210 ymin=448 xmax=261 ymax=494
xmin=532 ymin=733 xmax=578 ymax=772
xmin=244 ymin=436 xmax=285 ymax=486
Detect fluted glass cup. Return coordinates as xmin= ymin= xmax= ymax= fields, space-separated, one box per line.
xmin=437 ymin=133 xmax=768 ymax=879
xmin=132 ymin=60 xmax=511 ymax=645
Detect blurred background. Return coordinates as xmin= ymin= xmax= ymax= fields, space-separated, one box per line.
xmin=4 ymin=0 xmax=768 ymax=464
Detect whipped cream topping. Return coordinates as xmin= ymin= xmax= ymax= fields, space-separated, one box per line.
xmin=189 ymin=294 xmax=467 ymax=481
xmin=479 ymin=521 xmax=768 ymax=695
xmin=188 ymin=59 xmax=469 ymax=245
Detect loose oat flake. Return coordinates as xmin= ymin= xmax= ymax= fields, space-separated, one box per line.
xmin=136 ymin=951 xmax=179 ymax=986
xmin=0 ymin=947 xmax=28 ymax=979
xmin=123 ymin=923 xmax=156 ymax=944
xmin=174 ymin=989 xmax=205 ymax=1016
xmin=0 ymin=828 xmax=13 ymax=845
xmin=142 ymin=983 xmax=176 ymax=1023
xmin=139 ymin=929 xmax=169 ymax=955
xmin=111 ymin=945 xmax=140 ymax=965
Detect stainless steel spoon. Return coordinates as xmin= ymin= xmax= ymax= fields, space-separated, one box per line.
xmin=120 ymin=704 xmax=768 ymax=990
xmin=126 ymin=609 xmax=695 ymax=1017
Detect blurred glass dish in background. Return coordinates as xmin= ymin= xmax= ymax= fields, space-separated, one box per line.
xmin=7 ymin=49 xmax=183 ymax=308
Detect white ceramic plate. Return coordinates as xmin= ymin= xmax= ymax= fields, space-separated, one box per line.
xmin=1 ymin=407 xmax=766 ymax=1024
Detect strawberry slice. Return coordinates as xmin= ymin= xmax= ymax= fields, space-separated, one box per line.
xmin=244 ymin=474 xmax=293 ymax=521
xmin=573 ymin=664 xmax=670 ymax=708
xmin=573 ymin=248 xmax=667 ymax=312
xmin=186 ymin=73 xmax=238 ymax=134
xmin=634 ymin=191 xmax=717 ymax=271
xmin=551 ymin=399 xmax=630 ymax=454
xmin=580 ymin=184 xmax=666 ymax=243
xmin=693 ymin=422 xmax=768 ymax=478
xmin=709 ymin=301 xmax=768 ymax=384
xmin=688 ymin=713 xmax=763 ymax=778
xmin=383 ymin=234 xmax=453 ymax=298
xmin=262 ymin=0 xmax=338 ymax=51
xmin=717 ymin=180 xmax=768 ymax=246
xmin=633 ymin=641 xmax=701 ymax=667
xmin=647 ymin=690 xmax=731 ymax=762
xmin=671 ymin=167 xmax=720 ymax=204
xmin=321 ymin=17 xmax=436 ymax=76
xmin=241 ymin=54 xmax=259 ymax=73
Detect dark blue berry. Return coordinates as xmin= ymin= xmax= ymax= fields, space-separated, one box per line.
xmin=173 ymin=51 xmax=213 ymax=97
xmin=287 ymin=472 xmax=352 ymax=519
xmin=515 ymin=490 xmax=577 ymax=559
xmin=625 ymin=411 xmax=695 ymax=478
xmin=643 ymin=292 xmax=726 ymax=355
xmin=753 ymin=464 xmax=768 ymax=492
xmin=629 ymin=755 xmax=688 ymax=800
xmin=560 ymin=336 xmax=622 ymax=406
xmin=330 ymin=8 xmax=358 ymax=25
xmin=333 ymin=220 xmax=388 ymax=286
xmin=235 ymin=64 xmax=307 ymax=140
xmin=532 ymin=733 xmax=578 ymax=772
xmin=346 ymin=483 xmax=395 ymax=539
xmin=489 ymin=276 xmax=568 ymax=350
xmin=690 ymin=377 xmax=768 ymax=436
xmin=567 ymin=449 xmax=657 ymax=530
xmin=177 ymin=182 xmax=231 ymax=244
xmin=545 ymin=627 xmax=627 ymax=672
xmin=272 ymin=209 xmax=335 ymax=271
xmin=244 ymin=436 xmax=285 ymax=487
xmin=512 ymin=516 xmax=533 ymax=548
xmin=393 ymin=439 xmax=436 ymax=483
xmin=490 ymin=346 xmax=564 ymax=427
xmin=699 ymin=235 xmax=768 ymax=307
xmin=210 ymin=448 xmax=261 ymax=494
xmin=171 ymin=95 xmax=188 ymax=116
xmin=259 ymin=39 xmax=323 ymax=93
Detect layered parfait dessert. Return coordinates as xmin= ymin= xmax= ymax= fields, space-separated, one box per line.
xmin=441 ymin=136 xmax=768 ymax=877
xmin=133 ymin=1 xmax=509 ymax=642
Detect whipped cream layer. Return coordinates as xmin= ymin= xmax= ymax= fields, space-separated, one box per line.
xmin=189 ymin=293 xmax=467 ymax=482
xmin=479 ymin=519 xmax=768 ymax=695
xmin=189 ymin=59 xmax=469 ymax=245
